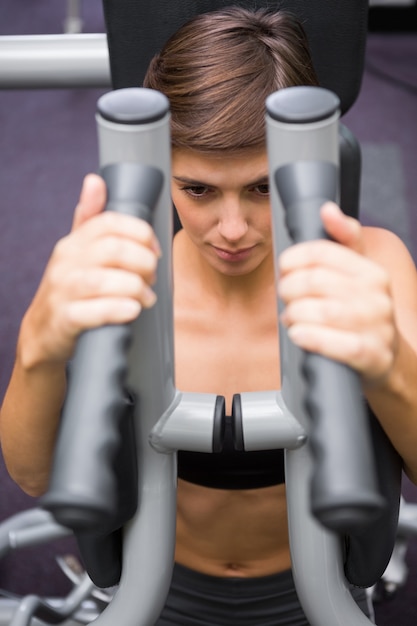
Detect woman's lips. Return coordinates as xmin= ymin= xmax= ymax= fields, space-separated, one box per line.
xmin=212 ymin=245 xmax=256 ymax=262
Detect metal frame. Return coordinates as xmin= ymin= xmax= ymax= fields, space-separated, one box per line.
xmin=0 ymin=34 xmax=110 ymax=89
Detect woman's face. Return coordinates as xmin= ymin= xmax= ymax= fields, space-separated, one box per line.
xmin=171 ymin=148 xmax=273 ymax=277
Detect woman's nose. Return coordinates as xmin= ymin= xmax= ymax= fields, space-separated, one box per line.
xmin=217 ymin=201 xmax=248 ymax=242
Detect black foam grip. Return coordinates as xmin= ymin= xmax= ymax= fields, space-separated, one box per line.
xmin=275 ymin=161 xmax=385 ymax=532
xmin=42 ymin=163 xmax=163 ymax=531
xmin=304 ymin=355 xmax=385 ymax=532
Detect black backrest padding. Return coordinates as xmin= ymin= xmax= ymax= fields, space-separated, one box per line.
xmin=102 ymin=0 xmax=369 ymax=115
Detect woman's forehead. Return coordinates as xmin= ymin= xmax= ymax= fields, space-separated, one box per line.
xmin=171 ymin=148 xmax=268 ymax=186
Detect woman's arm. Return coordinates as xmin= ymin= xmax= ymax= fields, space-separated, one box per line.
xmin=0 ymin=174 xmax=160 ymax=496
xmin=359 ymin=227 xmax=417 ymax=483
xmin=0 ymin=351 xmax=67 ymax=496
xmin=278 ymin=202 xmax=417 ymax=483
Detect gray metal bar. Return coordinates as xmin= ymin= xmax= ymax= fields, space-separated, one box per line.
xmin=9 ymin=575 xmax=94 ymax=626
xmin=64 ymin=0 xmax=83 ymax=34
xmin=0 ymin=509 xmax=70 ymax=558
xmin=0 ymin=602 xmax=83 ymax=626
xmin=8 ymin=523 xmax=71 ymax=551
xmin=266 ymin=87 xmax=375 ymax=625
xmin=286 ymin=446 xmax=374 ymax=626
xmin=0 ymin=34 xmax=111 ymax=88
xmin=91 ymin=90 xmax=176 ymax=626
xmin=397 ymin=498 xmax=417 ymax=535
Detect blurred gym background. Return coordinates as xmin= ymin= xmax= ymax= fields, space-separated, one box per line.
xmin=0 ymin=1 xmax=416 ymax=624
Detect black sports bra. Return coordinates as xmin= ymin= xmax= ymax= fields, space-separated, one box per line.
xmin=177 ymin=414 xmax=285 ymax=489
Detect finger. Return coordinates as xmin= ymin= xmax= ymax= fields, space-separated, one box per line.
xmin=84 ymin=235 xmax=159 ymax=282
xmin=281 ymin=290 xmax=394 ymax=334
xmin=320 ymin=202 xmax=364 ymax=253
xmin=72 ymin=174 xmax=107 ymax=231
xmin=64 ymin=298 xmax=143 ymax=333
xmin=72 ymin=209 xmax=161 ymax=258
xmin=278 ymin=239 xmax=384 ymax=282
xmin=66 ymin=268 xmax=157 ymax=305
xmin=278 ymin=266 xmax=361 ymax=303
xmin=285 ymin=323 xmax=394 ymax=380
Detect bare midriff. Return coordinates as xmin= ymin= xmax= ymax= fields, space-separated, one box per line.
xmin=175 ymin=478 xmax=291 ymax=578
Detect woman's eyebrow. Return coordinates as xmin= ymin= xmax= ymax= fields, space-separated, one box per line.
xmin=172 ymin=176 xmax=207 ymax=185
xmin=172 ymin=174 xmax=269 ymax=187
xmin=248 ymin=175 xmax=269 ymax=187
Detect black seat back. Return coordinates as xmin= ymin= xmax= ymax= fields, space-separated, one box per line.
xmin=102 ymin=0 xmax=367 ymax=115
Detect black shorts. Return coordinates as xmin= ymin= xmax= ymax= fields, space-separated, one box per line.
xmin=154 ymin=563 xmax=374 ymax=625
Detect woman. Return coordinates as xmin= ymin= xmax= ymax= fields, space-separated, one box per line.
xmin=2 ymin=7 xmax=417 ymax=625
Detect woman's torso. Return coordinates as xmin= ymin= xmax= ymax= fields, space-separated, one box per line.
xmin=172 ymin=230 xmax=290 ymax=578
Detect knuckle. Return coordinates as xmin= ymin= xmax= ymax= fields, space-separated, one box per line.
xmin=135 ymin=274 xmax=147 ymax=295
xmin=136 ymin=218 xmax=154 ymax=241
xmin=373 ymin=342 xmax=393 ymax=380
xmin=372 ymin=264 xmax=391 ymax=292
xmin=143 ymin=248 xmax=158 ymax=273
xmin=381 ymin=293 xmax=395 ymax=322
xmin=134 ymin=248 xmax=158 ymax=278
xmin=383 ymin=321 xmax=397 ymax=360
xmin=59 ymin=302 xmax=81 ymax=337
xmin=348 ymin=334 xmax=367 ymax=365
xmin=129 ymin=273 xmax=145 ymax=298
xmin=281 ymin=302 xmax=296 ymax=325
xmin=278 ymin=277 xmax=291 ymax=302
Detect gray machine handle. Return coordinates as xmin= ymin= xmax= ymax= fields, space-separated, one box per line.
xmin=42 ymin=90 xmax=168 ymax=531
xmin=266 ymin=87 xmax=385 ymax=532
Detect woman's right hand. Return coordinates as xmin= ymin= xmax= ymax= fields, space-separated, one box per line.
xmin=20 ymin=173 xmax=161 ymax=368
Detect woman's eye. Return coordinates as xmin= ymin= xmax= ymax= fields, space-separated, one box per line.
xmin=182 ymin=185 xmax=209 ymax=198
xmin=254 ymin=183 xmax=270 ymax=196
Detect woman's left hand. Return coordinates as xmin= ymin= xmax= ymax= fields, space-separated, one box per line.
xmin=278 ymin=201 xmax=399 ymax=385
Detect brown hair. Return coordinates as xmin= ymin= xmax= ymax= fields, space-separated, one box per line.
xmin=143 ymin=6 xmax=319 ymax=153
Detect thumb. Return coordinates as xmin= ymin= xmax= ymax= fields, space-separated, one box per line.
xmin=320 ymin=201 xmax=364 ymax=254
xmin=71 ymin=173 xmax=107 ymax=231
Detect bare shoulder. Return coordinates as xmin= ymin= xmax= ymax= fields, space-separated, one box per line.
xmin=363 ymin=226 xmax=415 ymax=269
xmin=364 ymin=225 xmax=408 ymax=251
